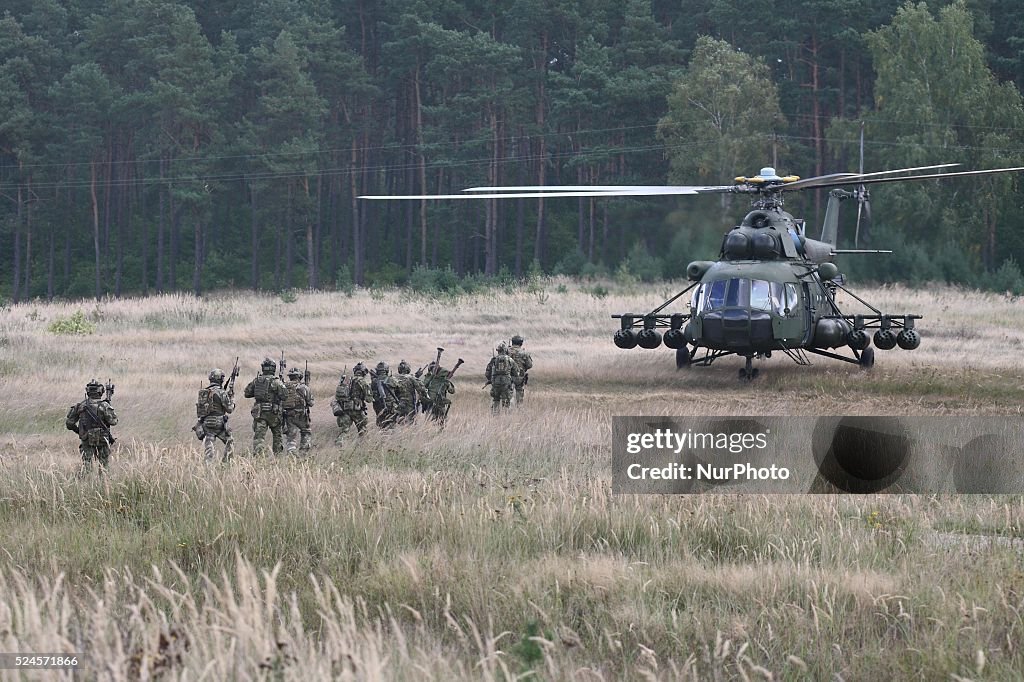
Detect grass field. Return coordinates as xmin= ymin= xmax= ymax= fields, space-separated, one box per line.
xmin=1 ymin=279 xmax=1024 ymax=680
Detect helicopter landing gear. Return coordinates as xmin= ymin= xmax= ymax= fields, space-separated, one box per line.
xmin=676 ymin=347 xmax=692 ymax=370
xmin=858 ymin=346 xmax=875 ymax=369
xmin=739 ymin=356 xmax=759 ymax=381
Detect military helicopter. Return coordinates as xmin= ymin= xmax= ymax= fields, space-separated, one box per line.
xmin=361 ymin=154 xmax=1024 ymax=380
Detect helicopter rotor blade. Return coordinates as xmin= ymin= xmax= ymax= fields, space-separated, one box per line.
xmin=360 ymin=186 xmax=735 ymax=200
xmin=459 ymin=184 xmax=736 ymax=194
xmin=822 ymin=165 xmax=1024 ymax=190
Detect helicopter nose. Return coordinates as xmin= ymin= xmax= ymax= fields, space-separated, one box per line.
xmin=701 ymin=309 xmax=773 ymax=348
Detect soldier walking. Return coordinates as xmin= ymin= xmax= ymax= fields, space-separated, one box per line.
xmin=282 ymin=367 xmax=314 ymax=453
xmin=244 ymin=357 xmax=287 ymax=456
xmin=332 ymin=362 xmax=371 ymax=441
xmin=370 ymin=361 xmax=401 ymax=429
xmin=195 ymin=367 xmax=237 ymax=463
xmin=485 ymin=343 xmax=520 ymax=412
xmin=421 ymin=361 xmax=458 ymax=425
xmin=508 ymin=334 xmax=533 ymax=405
xmin=394 ymin=360 xmax=426 ymax=424
xmin=65 ymin=379 xmax=118 ymax=471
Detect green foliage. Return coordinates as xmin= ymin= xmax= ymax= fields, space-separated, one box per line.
xmin=3 ymin=0 xmax=1024 ymax=300
xmin=408 ymin=265 xmax=462 ymax=296
xmin=983 ymin=257 xmax=1024 ymax=294
xmin=279 ymin=288 xmax=299 ymax=304
xmin=510 ymin=621 xmax=553 ymax=669
xmin=47 ymin=310 xmax=96 ymax=336
xmin=553 ymin=250 xmax=587 ymax=276
xmin=657 ymin=36 xmax=785 ymax=185
xmin=620 ymin=241 xmax=664 ymax=282
xmin=334 ymin=265 xmax=354 ymax=297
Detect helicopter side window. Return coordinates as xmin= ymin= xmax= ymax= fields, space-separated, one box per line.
xmin=725 ymin=278 xmax=749 ymax=308
xmin=705 ymin=280 xmax=727 ymax=310
xmin=690 ymin=284 xmax=703 ymax=312
xmin=770 ymin=281 xmax=786 ymax=314
xmin=784 ymin=283 xmax=800 ymax=315
xmin=750 ymin=279 xmax=771 ymax=311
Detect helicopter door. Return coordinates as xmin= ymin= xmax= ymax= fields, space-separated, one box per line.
xmin=770 ymin=282 xmax=807 ymax=345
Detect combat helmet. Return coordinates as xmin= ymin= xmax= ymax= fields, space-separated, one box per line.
xmin=261 ymin=357 xmax=276 ymax=373
xmin=398 ymin=360 xmax=411 ymax=374
xmin=496 ymin=343 xmax=509 ymax=355
xmin=376 ymin=361 xmax=390 ymax=375
xmin=288 ymin=367 xmax=302 ymax=379
xmin=85 ymin=378 xmax=104 ymax=398
xmin=511 ymin=334 xmax=524 ymax=346
xmin=209 ymin=368 xmax=225 ymax=385
xmin=353 ymin=362 xmax=367 ymax=376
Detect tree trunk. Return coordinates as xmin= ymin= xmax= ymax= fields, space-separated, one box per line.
xmin=157 ymin=158 xmax=166 ymax=292
xmin=250 ymin=181 xmax=259 ymax=289
xmin=47 ymin=219 xmax=54 ymax=301
xmin=515 ymin=133 xmax=525 ymax=276
xmin=91 ymin=161 xmax=101 ymax=300
xmin=193 ymin=213 xmax=203 ymax=296
xmin=23 ymin=180 xmax=32 ymax=300
xmin=415 ymin=65 xmax=428 ymax=266
xmin=11 ymin=186 xmax=21 ymax=304
xmin=306 ymin=176 xmax=316 ymax=289
xmin=351 ymin=135 xmax=364 ymax=285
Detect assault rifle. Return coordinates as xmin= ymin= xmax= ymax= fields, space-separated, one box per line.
xmin=279 ymin=351 xmax=287 ymax=381
xmin=224 ymin=357 xmax=240 ymax=398
xmin=303 ymin=360 xmax=310 ymax=385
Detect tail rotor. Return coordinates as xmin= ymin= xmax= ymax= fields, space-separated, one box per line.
xmin=854 ymin=121 xmax=872 ymax=247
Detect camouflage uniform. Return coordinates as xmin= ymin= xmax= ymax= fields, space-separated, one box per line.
xmin=485 ymin=344 xmax=520 ymax=412
xmin=508 ymin=335 xmax=534 ymax=405
xmin=421 ymin=363 xmax=455 ymax=425
xmin=393 ymin=360 xmax=427 ymax=423
xmin=370 ymin=361 xmax=401 ymax=429
xmin=243 ymin=358 xmax=287 ymax=456
xmin=333 ymin=363 xmax=371 ymax=441
xmin=282 ymin=367 xmax=314 ymax=453
xmin=195 ymin=368 xmax=235 ymax=463
xmin=65 ymin=379 xmax=118 ymax=470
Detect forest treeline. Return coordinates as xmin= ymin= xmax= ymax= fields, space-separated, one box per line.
xmin=3 ymin=0 xmax=1024 ymax=302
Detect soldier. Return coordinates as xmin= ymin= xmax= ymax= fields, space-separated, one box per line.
xmin=282 ymin=367 xmax=314 ymax=453
xmin=333 ymin=362 xmax=371 ymax=441
xmin=369 ymin=361 xmax=401 ymax=428
xmin=65 ymin=379 xmax=118 ymax=470
xmin=421 ymin=362 xmax=456 ymax=425
xmin=508 ymin=334 xmax=534 ymax=405
xmin=194 ymin=368 xmax=235 ymax=463
xmin=243 ymin=357 xmax=287 ymax=456
xmin=393 ymin=360 xmax=426 ymax=423
xmin=485 ymin=343 xmax=520 ymax=412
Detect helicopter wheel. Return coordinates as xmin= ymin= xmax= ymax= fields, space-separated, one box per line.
xmin=738 ymin=357 xmax=759 ymax=381
xmin=858 ymin=346 xmax=875 ymax=369
xmin=676 ymin=347 xmax=692 ymax=370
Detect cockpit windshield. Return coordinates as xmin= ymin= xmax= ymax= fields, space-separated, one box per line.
xmin=691 ymin=278 xmax=799 ymax=316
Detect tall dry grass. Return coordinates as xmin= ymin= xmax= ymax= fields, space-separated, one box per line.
xmin=1 ymin=281 xmax=1023 ymax=679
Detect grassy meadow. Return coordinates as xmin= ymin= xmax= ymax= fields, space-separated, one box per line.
xmin=1 ymin=279 xmax=1024 ymax=680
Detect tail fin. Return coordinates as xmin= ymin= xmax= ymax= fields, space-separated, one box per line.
xmin=820 ymin=190 xmax=844 ymax=247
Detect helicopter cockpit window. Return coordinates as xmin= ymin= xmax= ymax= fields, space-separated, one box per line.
xmin=750 ymin=279 xmax=771 ymax=311
xmin=690 ymin=284 xmax=702 ymax=312
xmin=705 ymin=280 xmax=727 ymax=310
xmin=725 ymin=278 xmax=750 ymax=308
